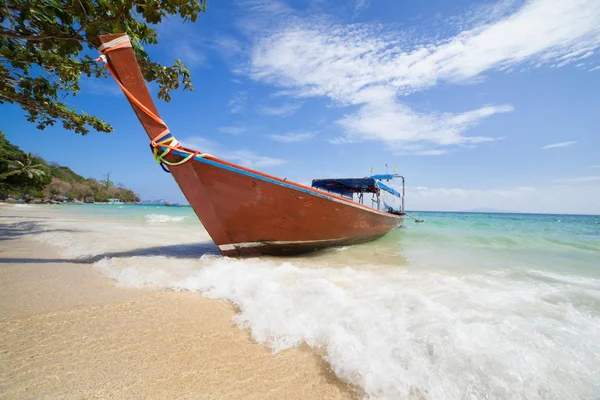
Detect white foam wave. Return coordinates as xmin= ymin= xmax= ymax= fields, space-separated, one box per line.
xmin=25 ymin=216 xmax=600 ymax=399
xmin=145 ymin=214 xmax=186 ymax=223
xmin=95 ymin=256 xmax=600 ymax=399
xmin=333 ymin=246 xmax=350 ymax=252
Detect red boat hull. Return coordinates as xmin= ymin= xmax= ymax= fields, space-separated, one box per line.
xmin=96 ymin=33 xmax=404 ymax=257
xmin=167 ymin=150 xmax=404 ymax=256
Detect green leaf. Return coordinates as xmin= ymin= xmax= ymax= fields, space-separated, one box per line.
xmin=0 ymin=0 xmax=207 ymax=135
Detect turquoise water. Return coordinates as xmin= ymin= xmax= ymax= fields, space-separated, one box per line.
xmin=400 ymin=212 xmax=600 ymax=274
xmin=5 ymin=204 xmax=600 ymax=399
xmin=36 ymin=205 xmax=600 ymax=273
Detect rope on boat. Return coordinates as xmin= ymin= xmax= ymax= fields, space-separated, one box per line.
xmin=148 ymin=144 xmax=171 ymax=173
xmin=405 ymin=213 xmax=424 ymax=223
xmin=96 ymin=36 xmax=211 ymax=172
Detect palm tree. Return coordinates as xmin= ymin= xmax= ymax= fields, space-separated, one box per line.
xmin=0 ymin=153 xmax=47 ymax=181
xmin=100 ymin=172 xmax=113 ymax=188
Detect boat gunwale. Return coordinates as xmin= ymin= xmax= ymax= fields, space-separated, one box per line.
xmin=167 ymin=146 xmax=405 ymax=220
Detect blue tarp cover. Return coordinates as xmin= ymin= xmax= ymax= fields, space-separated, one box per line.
xmin=312 ymin=176 xmax=401 ymax=198
xmin=369 ymin=174 xmax=397 ymax=180
xmin=311 ymin=178 xmax=377 ymax=196
xmin=376 ymin=181 xmax=401 ymax=197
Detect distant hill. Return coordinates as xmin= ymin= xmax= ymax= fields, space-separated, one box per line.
xmin=139 ymin=199 xmax=188 ymax=207
xmin=0 ymin=131 xmax=139 ymax=203
xmin=138 ymin=199 xmax=169 ymax=205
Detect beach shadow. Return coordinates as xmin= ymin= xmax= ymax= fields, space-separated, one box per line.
xmin=0 ymin=242 xmax=220 ymax=264
xmin=0 ymin=215 xmax=51 ymax=220
xmin=0 ymin=221 xmax=84 ymax=241
xmin=81 ymin=242 xmax=221 ymax=262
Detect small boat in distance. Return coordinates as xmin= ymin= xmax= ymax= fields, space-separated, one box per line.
xmin=95 ymin=33 xmax=407 ymax=256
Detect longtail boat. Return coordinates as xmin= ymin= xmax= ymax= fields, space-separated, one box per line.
xmin=95 ymin=33 xmax=407 ymax=256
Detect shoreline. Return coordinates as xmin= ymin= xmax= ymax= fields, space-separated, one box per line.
xmin=5 ymin=202 xmax=599 ymax=216
xmin=0 ymin=214 xmax=356 ymax=399
xmin=1 ymin=201 xmax=189 ymax=207
xmin=1 ymin=200 xmax=134 ymax=205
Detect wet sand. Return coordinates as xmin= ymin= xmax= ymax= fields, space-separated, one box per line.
xmin=0 ymin=212 xmax=356 ymax=399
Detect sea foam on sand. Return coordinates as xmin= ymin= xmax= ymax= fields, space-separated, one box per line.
xmin=95 ymin=256 xmax=600 ymax=399
xmin=145 ymin=214 xmax=187 ymax=223
xmin=27 ymin=216 xmax=600 ymax=399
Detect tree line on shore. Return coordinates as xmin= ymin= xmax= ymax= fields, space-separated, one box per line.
xmin=1 ymin=0 xmax=205 ymax=203
xmin=0 ymin=131 xmax=139 ymax=203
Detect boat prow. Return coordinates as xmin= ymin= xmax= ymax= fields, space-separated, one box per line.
xmin=95 ymin=33 xmax=407 ymax=257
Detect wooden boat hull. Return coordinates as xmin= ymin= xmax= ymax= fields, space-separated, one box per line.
xmin=168 ymin=149 xmax=404 ymax=256
xmin=95 ymin=33 xmax=404 ymax=257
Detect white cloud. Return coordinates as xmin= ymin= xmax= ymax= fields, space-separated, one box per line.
xmin=226 ymin=149 xmax=287 ymax=168
xmin=328 ymin=136 xmax=361 ymax=145
xmin=408 ymin=184 xmax=600 ymax=214
xmin=238 ymin=0 xmax=293 ymax=16
xmin=181 ymin=136 xmax=286 ymax=168
xmin=270 ymin=132 xmax=314 ymax=143
xmin=156 ymin=17 xmax=206 ymax=68
xmin=212 ymin=35 xmax=243 ymax=59
xmin=248 ymin=0 xmax=600 ymax=151
xmin=218 ymin=126 xmax=247 ymax=135
xmin=413 ymin=185 xmax=535 ymax=201
xmin=413 ymin=149 xmax=449 ymax=156
xmin=541 ymin=141 xmax=577 ymax=149
xmin=257 ymin=103 xmax=302 ymax=117
xmin=553 ymin=176 xmax=600 ymax=183
xmin=353 ymin=0 xmax=369 ymax=16
xmin=172 ymin=41 xmax=205 ymax=67
xmin=228 ymin=91 xmax=248 ymax=114
xmin=445 ymin=0 xmax=524 ymax=32
xmin=81 ymin=78 xmax=123 ymax=97
xmin=235 ymin=0 xmax=296 ymax=34
xmin=179 ymin=136 xmax=219 ymax=154
xmin=337 ymin=102 xmax=512 ymax=147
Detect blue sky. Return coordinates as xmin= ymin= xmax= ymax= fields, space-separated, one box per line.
xmin=4 ymin=0 xmax=600 ymax=213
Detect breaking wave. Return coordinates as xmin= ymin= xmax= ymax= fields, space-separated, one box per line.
xmin=144 ymin=214 xmax=187 ymax=223
xmin=25 ymin=213 xmax=600 ymax=399
xmin=94 ymin=255 xmax=600 ymax=399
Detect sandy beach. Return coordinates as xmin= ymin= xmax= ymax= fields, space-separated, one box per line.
xmin=0 ymin=206 xmax=356 ymax=399
xmin=2 ymin=204 xmax=599 ymax=398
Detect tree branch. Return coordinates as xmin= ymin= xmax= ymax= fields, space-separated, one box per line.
xmin=0 ymin=30 xmax=87 ymax=43
xmin=1 ymin=0 xmax=16 ymax=29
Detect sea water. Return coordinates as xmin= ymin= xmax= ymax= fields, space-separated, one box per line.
xmin=5 ymin=204 xmax=600 ymax=399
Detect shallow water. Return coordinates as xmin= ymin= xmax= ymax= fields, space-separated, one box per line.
xmin=5 ymin=204 xmax=600 ymax=399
